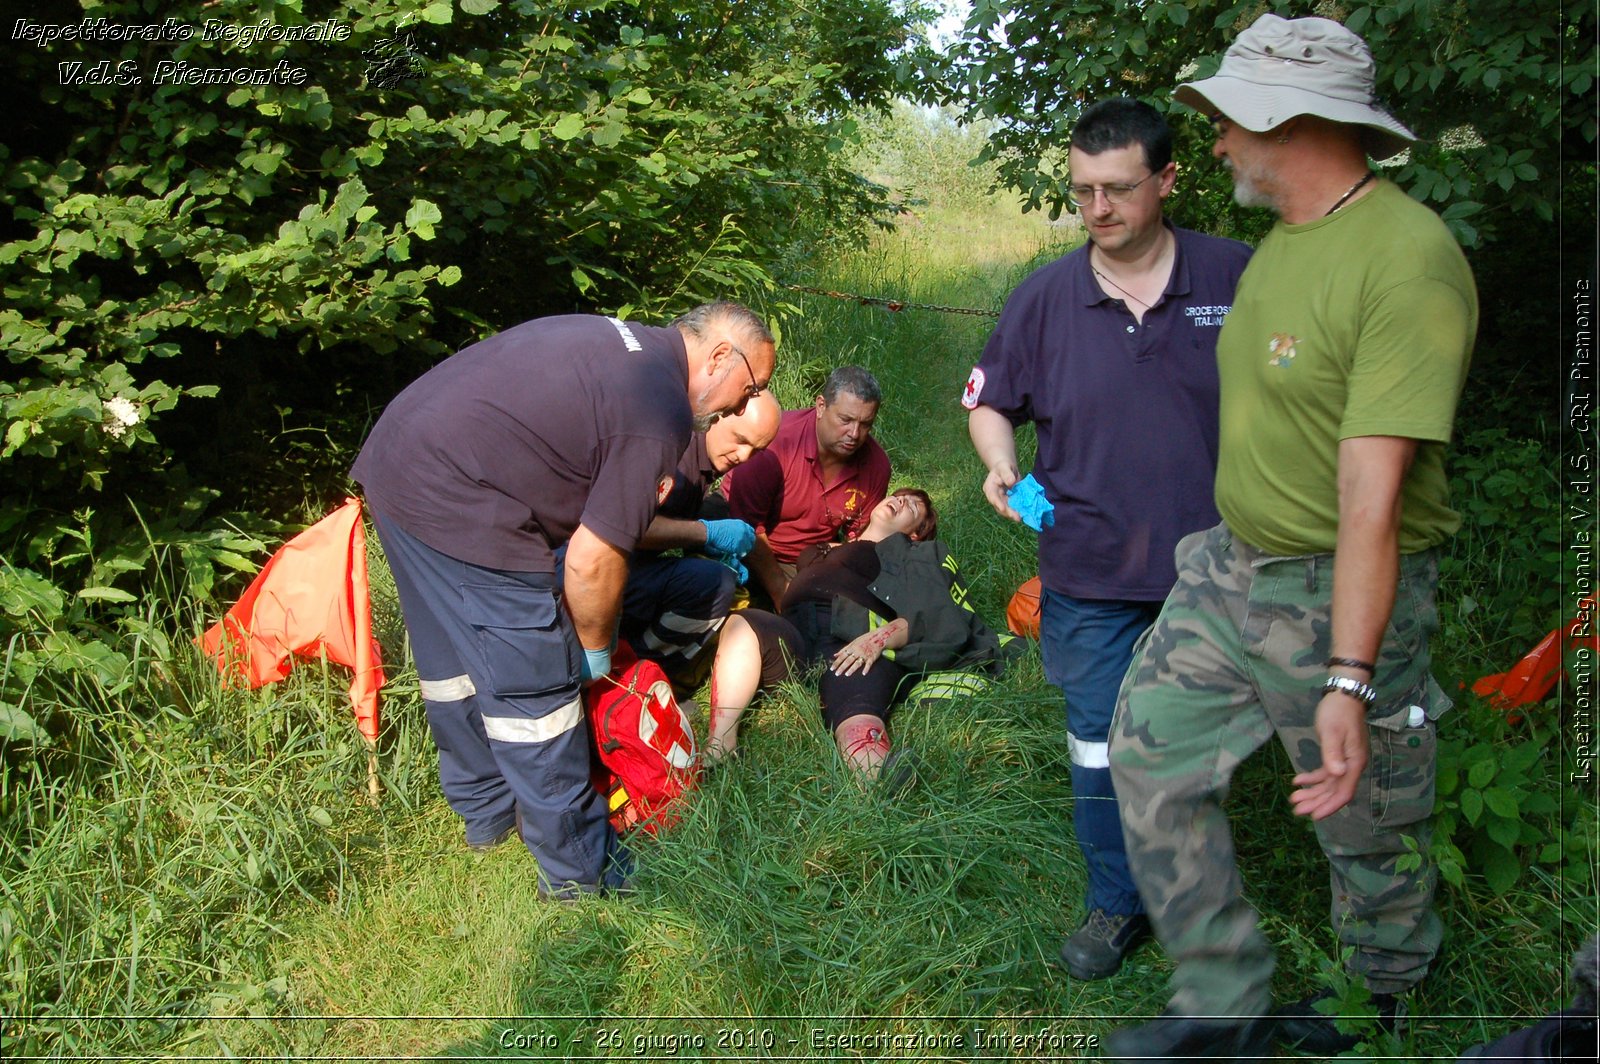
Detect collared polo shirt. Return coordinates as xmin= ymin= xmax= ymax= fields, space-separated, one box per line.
xmin=964 ymin=225 xmax=1252 ymax=599
xmin=721 ymin=406 xmax=891 ymax=563
xmin=353 ymin=315 xmax=691 ymax=572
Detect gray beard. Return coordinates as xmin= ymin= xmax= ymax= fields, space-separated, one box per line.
xmin=692 ymin=411 xmax=716 ymax=432
xmin=1232 ymin=182 xmax=1277 ymax=210
xmin=1227 ymin=161 xmax=1278 ymax=211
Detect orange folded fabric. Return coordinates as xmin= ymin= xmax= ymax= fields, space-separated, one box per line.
xmin=200 ymin=497 xmax=384 ymax=741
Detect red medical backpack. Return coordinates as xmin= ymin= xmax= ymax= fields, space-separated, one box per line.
xmin=584 ymin=642 xmax=700 ymax=834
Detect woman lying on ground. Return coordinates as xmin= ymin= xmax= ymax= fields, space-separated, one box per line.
xmin=703 ymin=487 xmax=1016 ymax=785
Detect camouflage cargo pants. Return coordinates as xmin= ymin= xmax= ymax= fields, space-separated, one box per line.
xmin=1109 ymin=522 xmax=1449 ymax=1016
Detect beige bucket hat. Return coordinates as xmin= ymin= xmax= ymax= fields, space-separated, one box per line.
xmin=1174 ymin=13 xmax=1417 ymax=160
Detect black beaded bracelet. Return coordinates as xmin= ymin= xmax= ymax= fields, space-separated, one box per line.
xmin=1326 ymin=656 xmax=1376 ymax=673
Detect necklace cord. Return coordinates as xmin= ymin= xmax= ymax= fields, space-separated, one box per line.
xmin=1089 ymin=230 xmax=1173 ymax=311
xmin=1326 ymin=171 xmax=1376 ymax=216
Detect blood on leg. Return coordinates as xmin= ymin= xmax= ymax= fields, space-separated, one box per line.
xmin=835 ymin=713 xmax=891 ymax=778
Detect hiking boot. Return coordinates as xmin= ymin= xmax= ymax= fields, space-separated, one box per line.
xmin=1103 ymin=1009 xmax=1275 ymax=1062
xmin=1057 ymin=909 xmax=1151 ymax=980
xmin=1276 ymin=989 xmax=1402 ymax=1055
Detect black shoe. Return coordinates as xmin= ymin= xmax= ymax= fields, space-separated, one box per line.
xmin=1057 ymin=909 xmax=1151 ymax=980
xmin=1276 ymin=989 xmax=1402 ymax=1055
xmin=1104 ymin=1010 xmax=1275 ymax=1062
xmin=875 ymin=746 xmax=919 ymax=796
xmin=466 ymin=821 xmax=517 ymax=853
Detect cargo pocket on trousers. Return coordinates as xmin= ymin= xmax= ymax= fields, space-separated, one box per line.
xmin=1172 ymin=524 xmax=1214 ymax=574
xmin=463 ymin=581 xmax=578 ymax=698
xmin=1367 ymin=673 xmax=1449 ymax=830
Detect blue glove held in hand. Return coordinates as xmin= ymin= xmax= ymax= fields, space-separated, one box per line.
xmin=580 ymin=645 xmax=613 ymax=684
xmin=701 ymin=518 xmax=756 ymax=557
xmin=714 ymin=554 xmax=749 ymax=585
xmin=1006 ymin=474 xmax=1056 ymax=533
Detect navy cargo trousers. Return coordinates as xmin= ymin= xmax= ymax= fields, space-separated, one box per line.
xmin=372 ymin=510 xmax=630 ymax=896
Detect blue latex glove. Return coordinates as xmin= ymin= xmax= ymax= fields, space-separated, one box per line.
xmin=712 ymin=552 xmax=749 ymax=585
xmin=700 ymin=518 xmax=756 ymax=557
xmin=580 ymin=645 xmax=613 ymax=684
xmin=1006 ymin=474 xmax=1056 ymax=533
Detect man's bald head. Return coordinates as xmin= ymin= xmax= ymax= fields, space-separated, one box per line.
xmin=706 ymin=391 xmax=781 ymax=474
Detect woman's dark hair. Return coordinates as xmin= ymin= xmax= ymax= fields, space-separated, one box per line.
xmin=891 ymin=487 xmax=938 ymax=542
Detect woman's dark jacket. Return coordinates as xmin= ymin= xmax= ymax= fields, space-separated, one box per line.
xmin=827 ymin=533 xmax=1020 ymax=675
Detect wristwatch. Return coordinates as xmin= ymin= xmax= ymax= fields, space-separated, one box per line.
xmin=1322 ymin=674 xmax=1378 ymax=706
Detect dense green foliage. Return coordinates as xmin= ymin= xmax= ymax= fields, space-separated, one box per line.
xmin=0 ymin=0 xmax=932 ymax=753
xmin=943 ymin=0 xmax=1595 ymax=247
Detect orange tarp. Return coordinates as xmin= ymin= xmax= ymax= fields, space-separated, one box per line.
xmin=199 ymin=497 xmax=384 ymax=741
xmin=1472 ymin=596 xmax=1596 ymax=710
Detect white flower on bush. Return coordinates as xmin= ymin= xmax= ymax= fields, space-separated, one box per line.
xmin=102 ymin=396 xmax=141 ymax=439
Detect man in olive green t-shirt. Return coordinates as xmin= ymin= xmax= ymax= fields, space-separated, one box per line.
xmin=1103 ymin=15 xmax=1477 ymax=1063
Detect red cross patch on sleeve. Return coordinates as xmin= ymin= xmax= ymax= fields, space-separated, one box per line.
xmin=960 ymin=367 xmax=986 ymax=410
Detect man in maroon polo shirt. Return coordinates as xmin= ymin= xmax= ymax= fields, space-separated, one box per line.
xmin=722 ymin=366 xmax=891 ymax=605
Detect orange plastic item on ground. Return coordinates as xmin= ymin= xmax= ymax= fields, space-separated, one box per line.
xmin=1007 ymin=576 xmax=1043 ymax=639
xmin=199 ymin=497 xmax=385 ymax=741
xmin=1472 ymin=596 xmax=1596 ymax=711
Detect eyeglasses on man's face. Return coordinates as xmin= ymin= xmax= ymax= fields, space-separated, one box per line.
xmin=1066 ymin=171 xmax=1156 ymax=208
xmin=730 ymin=343 xmax=763 ymax=400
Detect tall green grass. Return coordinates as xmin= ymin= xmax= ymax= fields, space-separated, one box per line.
xmin=0 ymin=535 xmax=442 ymax=1057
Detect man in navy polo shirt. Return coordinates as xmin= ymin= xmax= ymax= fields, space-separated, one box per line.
xmin=619 ymin=391 xmax=781 ymax=690
xmin=353 ymin=302 xmax=774 ymax=897
xmin=965 ymin=98 xmax=1251 ymax=978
